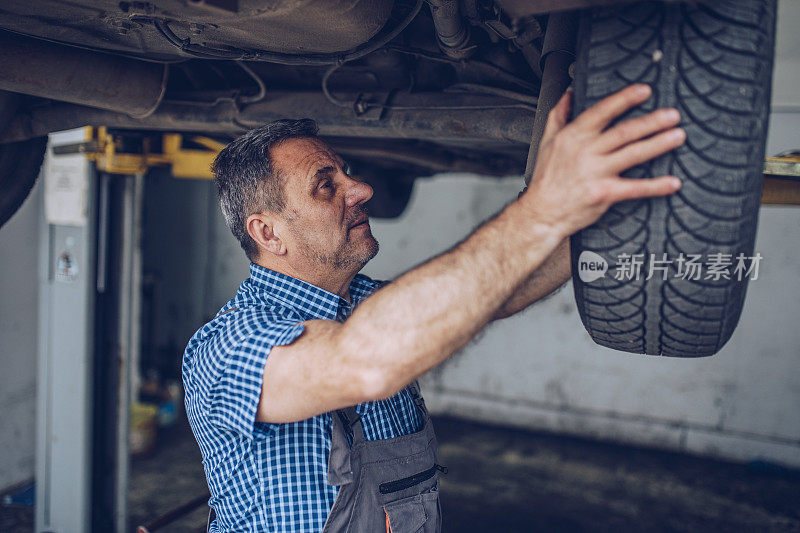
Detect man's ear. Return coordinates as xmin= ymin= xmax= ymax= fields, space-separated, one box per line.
xmin=246 ymin=213 xmax=286 ymax=257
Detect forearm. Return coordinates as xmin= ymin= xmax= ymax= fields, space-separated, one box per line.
xmin=336 ymin=200 xmax=565 ymax=398
xmin=493 ymin=237 xmax=571 ymax=320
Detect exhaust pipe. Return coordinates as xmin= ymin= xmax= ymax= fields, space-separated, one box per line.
xmin=427 ymin=0 xmax=473 ymax=59
xmin=0 ymin=30 xmax=167 ymax=118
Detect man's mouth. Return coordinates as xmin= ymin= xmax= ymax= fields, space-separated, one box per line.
xmin=349 ymin=216 xmax=369 ymax=229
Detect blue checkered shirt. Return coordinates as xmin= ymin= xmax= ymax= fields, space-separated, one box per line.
xmin=182 ymin=264 xmax=425 ymax=532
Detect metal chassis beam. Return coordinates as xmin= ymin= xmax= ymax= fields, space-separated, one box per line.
xmin=0 ymin=92 xmax=536 ymax=146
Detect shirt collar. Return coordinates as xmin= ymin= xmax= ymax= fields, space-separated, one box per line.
xmin=247 ymin=263 xmax=380 ymax=321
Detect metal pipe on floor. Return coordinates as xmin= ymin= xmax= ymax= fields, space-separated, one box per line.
xmin=135 ymin=493 xmax=211 ymax=533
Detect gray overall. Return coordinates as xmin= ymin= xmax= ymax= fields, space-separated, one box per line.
xmin=322 ymin=382 xmax=444 ymax=533
xmin=205 ymin=382 xmax=444 ymax=533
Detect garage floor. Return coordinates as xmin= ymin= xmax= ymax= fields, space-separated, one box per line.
xmin=2 ymin=415 xmax=798 ymax=532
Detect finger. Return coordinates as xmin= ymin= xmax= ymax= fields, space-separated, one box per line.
xmin=605 ymin=175 xmax=682 ymax=203
xmin=540 ymin=90 xmax=573 ymax=147
xmin=572 ymin=84 xmax=652 ymax=133
xmin=594 ymin=107 xmax=681 ymax=154
xmin=605 ymin=127 xmax=686 ymax=173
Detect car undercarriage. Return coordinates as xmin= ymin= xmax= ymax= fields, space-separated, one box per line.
xmin=0 ymin=0 xmax=567 ymax=177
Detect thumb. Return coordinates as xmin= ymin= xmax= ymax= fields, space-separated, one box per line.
xmin=539 ymin=89 xmax=572 ymax=148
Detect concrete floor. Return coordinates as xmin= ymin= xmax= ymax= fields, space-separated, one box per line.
xmin=3 ymin=415 xmax=799 ymax=532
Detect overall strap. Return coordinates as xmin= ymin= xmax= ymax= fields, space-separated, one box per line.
xmin=327 ymin=406 xmax=364 ymax=486
xmin=407 ymin=380 xmax=428 ymax=417
xmin=340 ymin=405 xmax=365 ymax=443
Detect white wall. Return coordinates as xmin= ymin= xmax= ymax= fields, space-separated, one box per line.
xmin=772 ymin=0 xmax=800 ymax=114
xmin=0 ymin=178 xmax=41 ymax=490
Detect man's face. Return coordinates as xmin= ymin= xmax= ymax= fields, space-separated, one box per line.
xmin=271 ymin=136 xmax=379 ymax=273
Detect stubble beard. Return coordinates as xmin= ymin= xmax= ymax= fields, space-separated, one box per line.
xmin=296 ymin=225 xmax=379 ymax=272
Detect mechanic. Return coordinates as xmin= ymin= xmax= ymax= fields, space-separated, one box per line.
xmin=182 ymin=83 xmax=685 ymax=532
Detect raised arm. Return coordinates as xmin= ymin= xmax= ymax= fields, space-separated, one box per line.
xmin=492 ymin=236 xmax=570 ymax=321
xmin=258 ymin=84 xmax=685 ymax=423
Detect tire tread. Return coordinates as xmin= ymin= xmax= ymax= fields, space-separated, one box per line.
xmin=570 ymin=0 xmax=776 ymax=357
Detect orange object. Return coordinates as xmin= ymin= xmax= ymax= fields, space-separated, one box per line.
xmin=384 ymin=507 xmax=392 ymax=533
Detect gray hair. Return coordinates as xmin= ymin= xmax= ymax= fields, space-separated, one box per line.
xmin=212 ymin=118 xmax=319 ymax=260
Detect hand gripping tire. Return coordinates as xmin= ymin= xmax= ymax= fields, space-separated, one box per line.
xmin=0 ymin=137 xmax=48 ymax=229
xmin=570 ymin=0 xmax=777 ymax=357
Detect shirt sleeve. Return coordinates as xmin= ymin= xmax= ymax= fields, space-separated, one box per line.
xmin=208 ymin=318 xmax=305 ymax=436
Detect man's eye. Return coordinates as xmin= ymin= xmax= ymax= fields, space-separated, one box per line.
xmin=343 ymin=163 xmax=352 ymax=177
xmin=320 ymin=179 xmax=333 ymax=189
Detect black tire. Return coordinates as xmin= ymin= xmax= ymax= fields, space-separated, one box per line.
xmin=0 ymin=137 xmax=48 ymax=229
xmin=570 ymin=0 xmax=776 ymax=357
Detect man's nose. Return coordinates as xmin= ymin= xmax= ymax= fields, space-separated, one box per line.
xmin=344 ymin=176 xmax=374 ymax=207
